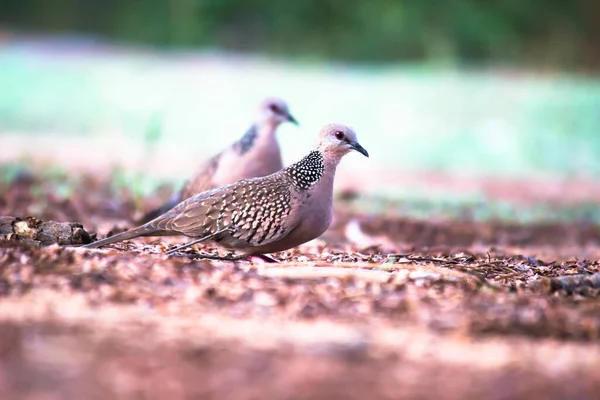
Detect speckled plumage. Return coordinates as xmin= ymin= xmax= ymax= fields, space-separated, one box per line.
xmin=84 ymin=123 xmax=369 ymax=257
xmin=138 ymin=97 xmax=297 ymax=223
xmin=285 ymin=151 xmax=324 ymax=190
xmin=234 ymin=125 xmax=259 ymax=155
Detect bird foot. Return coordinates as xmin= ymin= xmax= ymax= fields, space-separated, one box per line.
xmin=180 ymin=252 xmax=279 ymax=263
xmin=245 ymin=254 xmax=280 ymax=263
xmin=183 ymin=252 xmax=247 ymax=261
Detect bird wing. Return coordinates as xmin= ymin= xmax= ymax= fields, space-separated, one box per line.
xmin=228 ymin=175 xmax=299 ymax=247
xmin=148 ymin=186 xmax=229 ymax=237
xmin=146 ymin=173 xmax=299 ymax=247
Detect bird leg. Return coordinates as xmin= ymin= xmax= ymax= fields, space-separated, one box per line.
xmin=165 ymin=229 xmax=228 ymax=255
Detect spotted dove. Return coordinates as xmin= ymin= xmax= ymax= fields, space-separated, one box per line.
xmin=84 ymin=123 xmax=368 ymax=259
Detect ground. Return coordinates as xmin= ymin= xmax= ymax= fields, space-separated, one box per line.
xmin=1 ymin=169 xmax=600 ymax=399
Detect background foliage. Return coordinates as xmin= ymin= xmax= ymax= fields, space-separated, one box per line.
xmin=2 ymin=0 xmax=599 ymax=68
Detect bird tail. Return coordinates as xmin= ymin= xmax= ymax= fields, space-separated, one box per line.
xmin=82 ymin=224 xmax=157 ymax=249
xmin=136 ymin=195 xmax=181 ymax=225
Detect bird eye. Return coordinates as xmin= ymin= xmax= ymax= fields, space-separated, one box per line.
xmin=334 ymin=131 xmax=345 ymax=140
xmin=269 ymin=104 xmax=281 ymax=113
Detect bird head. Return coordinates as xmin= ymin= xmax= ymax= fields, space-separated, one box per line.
xmin=259 ymin=97 xmax=298 ymax=126
xmin=316 ymin=123 xmax=369 ymax=160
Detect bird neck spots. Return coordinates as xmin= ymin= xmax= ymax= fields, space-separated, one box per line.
xmin=234 ymin=125 xmax=259 ymax=155
xmin=285 ymin=151 xmax=325 ymax=191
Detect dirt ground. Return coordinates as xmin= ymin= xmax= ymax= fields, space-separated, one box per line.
xmin=1 ymin=170 xmax=600 ymax=400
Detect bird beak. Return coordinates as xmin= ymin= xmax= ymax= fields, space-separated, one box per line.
xmin=350 ymin=141 xmax=369 ymax=157
xmin=287 ymin=114 xmax=299 ymax=125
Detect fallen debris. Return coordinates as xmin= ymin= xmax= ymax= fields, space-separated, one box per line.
xmin=1 ymin=169 xmax=600 ymax=399
xmin=0 ymin=216 xmax=92 ymax=246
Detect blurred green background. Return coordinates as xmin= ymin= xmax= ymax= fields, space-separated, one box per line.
xmin=2 ymin=0 xmax=599 ymax=67
xmin=1 ymin=0 xmax=600 ymax=221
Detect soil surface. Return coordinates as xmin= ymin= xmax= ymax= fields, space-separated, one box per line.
xmin=1 ymin=171 xmax=600 ymax=399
